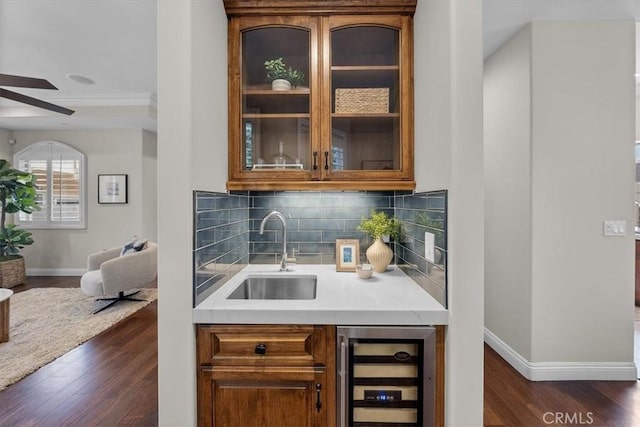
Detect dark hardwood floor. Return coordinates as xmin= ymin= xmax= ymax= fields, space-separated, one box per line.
xmin=1 ymin=277 xmax=639 ymax=426
xmin=0 ymin=276 xmax=157 ymax=427
xmin=484 ymin=346 xmax=640 ymax=427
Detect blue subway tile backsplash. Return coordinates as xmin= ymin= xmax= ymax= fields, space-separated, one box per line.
xmin=193 ymin=191 xmax=250 ymax=306
xmin=395 ymin=190 xmax=448 ymax=307
xmin=249 ymin=191 xmax=394 ymax=265
xmin=193 ymin=189 xmax=447 ymax=308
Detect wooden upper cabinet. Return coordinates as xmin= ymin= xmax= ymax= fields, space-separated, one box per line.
xmin=225 ymin=0 xmax=416 ymax=191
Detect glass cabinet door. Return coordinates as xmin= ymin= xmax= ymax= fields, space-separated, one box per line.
xmin=324 ymin=16 xmax=412 ymax=180
xmin=232 ymin=17 xmax=318 ymax=179
xmin=226 ymin=10 xmax=414 ymax=189
xmin=331 ymin=26 xmax=399 ymax=172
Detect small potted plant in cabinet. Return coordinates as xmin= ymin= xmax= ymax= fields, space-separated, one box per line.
xmin=264 ymin=57 xmax=304 ymax=91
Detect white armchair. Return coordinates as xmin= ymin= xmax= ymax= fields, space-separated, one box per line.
xmin=80 ymin=242 xmax=157 ymax=314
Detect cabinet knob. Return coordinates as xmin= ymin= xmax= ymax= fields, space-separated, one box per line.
xmin=255 ymin=343 xmax=267 ymax=355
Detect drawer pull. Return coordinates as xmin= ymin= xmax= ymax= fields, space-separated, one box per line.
xmin=313 ymin=151 xmax=318 ymax=170
xmin=323 ymin=151 xmax=329 ymax=170
xmin=255 ymin=343 xmax=267 ymax=355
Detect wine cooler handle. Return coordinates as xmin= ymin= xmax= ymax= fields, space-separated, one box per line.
xmin=340 ymin=339 xmax=347 ymax=427
xmin=313 ymin=151 xmax=318 ymax=170
xmin=315 ymin=383 xmax=322 ymax=412
xmin=324 ymin=151 xmax=329 ymax=170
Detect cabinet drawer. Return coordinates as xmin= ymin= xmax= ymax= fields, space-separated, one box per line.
xmin=197 ymin=325 xmax=317 ymax=366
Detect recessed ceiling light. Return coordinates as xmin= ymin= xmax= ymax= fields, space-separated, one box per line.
xmin=66 ymin=74 xmax=95 ymax=85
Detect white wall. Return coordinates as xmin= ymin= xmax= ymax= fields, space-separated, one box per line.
xmin=141 ymin=130 xmax=158 ymax=241
xmin=0 ymin=129 xmax=13 ymax=160
xmin=414 ymin=1 xmax=485 ymax=425
xmin=190 ymin=0 xmax=228 ymax=193
xmin=531 ymin=22 xmax=634 ymax=366
xmin=484 ymin=21 xmax=635 ymax=380
xmin=414 ymin=1 xmax=451 ymax=192
xmin=157 ymin=0 xmax=228 ymax=425
xmin=10 ymin=129 xmax=157 ymax=273
xmin=484 ymin=26 xmax=533 ymax=360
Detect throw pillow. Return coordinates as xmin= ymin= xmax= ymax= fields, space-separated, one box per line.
xmin=120 ymin=235 xmax=146 ymax=256
xmin=133 ymin=239 xmax=148 ymax=251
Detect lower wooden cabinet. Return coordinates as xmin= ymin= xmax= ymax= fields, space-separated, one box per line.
xmin=196 ymin=324 xmax=444 ymax=426
xmin=197 ymin=324 xmax=336 ymax=427
xmin=201 ymin=367 xmax=326 ymax=426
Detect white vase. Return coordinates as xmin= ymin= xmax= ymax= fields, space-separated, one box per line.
xmin=271 ymin=79 xmax=291 ymax=91
xmin=366 ymin=237 xmax=393 ymax=273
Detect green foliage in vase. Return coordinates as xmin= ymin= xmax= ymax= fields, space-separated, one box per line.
xmin=0 ymin=159 xmax=39 ymax=257
xmin=357 ymin=210 xmax=401 ymax=241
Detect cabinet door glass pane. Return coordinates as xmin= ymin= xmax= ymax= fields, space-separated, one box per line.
xmin=331 ymin=26 xmax=400 ymax=172
xmin=243 ymin=118 xmax=310 ymax=170
xmin=242 ymin=27 xmax=311 ymax=171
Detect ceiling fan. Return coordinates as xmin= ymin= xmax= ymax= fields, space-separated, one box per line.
xmin=0 ymin=73 xmax=74 ymax=115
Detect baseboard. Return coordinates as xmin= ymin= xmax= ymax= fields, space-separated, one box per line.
xmin=26 ymin=268 xmax=85 ymax=277
xmin=484 ymin=327 xmax=637 ymax=381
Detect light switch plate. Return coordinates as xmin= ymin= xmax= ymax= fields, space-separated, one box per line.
xmin=603 ymin=220 xmax=626 ymax=236
xmin=425 ymin=232 xmax=435 ymax=263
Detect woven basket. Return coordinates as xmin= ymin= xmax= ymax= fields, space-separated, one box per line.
xmin=335 ymin=88 xmax=389 ymax=114
xmin=0 ymin=257 xmax=25 ymax=288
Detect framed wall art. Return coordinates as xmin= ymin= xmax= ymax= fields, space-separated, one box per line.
xmin=98 ymin=174 xmax=128 ymax=204
xmin=336 ymin=239 xmax=359 ymax=272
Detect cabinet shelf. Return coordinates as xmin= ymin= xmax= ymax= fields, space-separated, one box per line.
xmin=332 ymin=65 xmax=398 ymax=72
xmin=243 ymin=88 xmax=310 ymax=95
xmin=243 ymin=113 xmax=310 ymax=119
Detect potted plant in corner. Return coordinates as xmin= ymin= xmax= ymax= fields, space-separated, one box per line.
xmin=264 ymin=57 xmax=305 ymax=91
xmin=357 ymin=210 xmax=401 ymax=273
xmin=0 ymin=159 xmax=38 ymax=288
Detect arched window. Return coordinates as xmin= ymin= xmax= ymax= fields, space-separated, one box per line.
xmin=14 ymin=141 xmax=86 ymax=228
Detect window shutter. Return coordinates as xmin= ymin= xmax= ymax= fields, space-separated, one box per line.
xmin=14 ymin=141 xmax=85 ymax=229
xmin=51 ymin=158 xmax=81 ymax=222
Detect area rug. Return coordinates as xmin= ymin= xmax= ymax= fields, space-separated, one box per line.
xmin=0 ymin=287 xmax=157 ymax=391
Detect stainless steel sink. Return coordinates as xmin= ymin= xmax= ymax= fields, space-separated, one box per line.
xmin=227 ymin=274 xmax=317 ymax=300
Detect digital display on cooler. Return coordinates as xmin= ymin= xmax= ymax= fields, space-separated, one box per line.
xmin=364 ymin=390 xmax=402 ymax=402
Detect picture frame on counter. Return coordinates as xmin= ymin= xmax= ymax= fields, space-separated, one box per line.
xmin=336 ymin=239 xmax=359 ymax=272
xmin=98 ymin=174 xmax=128 ymax=204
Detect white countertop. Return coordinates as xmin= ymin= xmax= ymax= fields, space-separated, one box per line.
xmin=193 ymin=264 xmax=448 ymax=325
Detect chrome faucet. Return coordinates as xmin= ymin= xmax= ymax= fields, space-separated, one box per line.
xmin=259 ymin=210 xmax=295 ymax=271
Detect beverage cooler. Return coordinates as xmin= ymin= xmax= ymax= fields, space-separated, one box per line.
xmin=337 ymin=326 xmax=436 ymax=427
